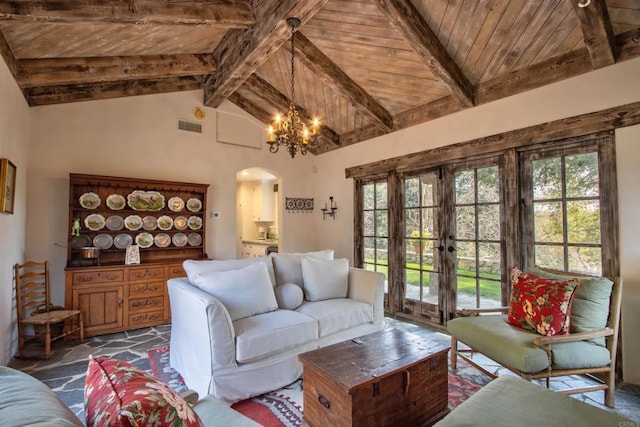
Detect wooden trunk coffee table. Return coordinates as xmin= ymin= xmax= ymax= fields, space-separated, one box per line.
xmin=298 ymin=328 xmax=450 ymax=427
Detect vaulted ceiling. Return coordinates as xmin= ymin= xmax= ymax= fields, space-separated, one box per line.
xmin=1 ymin=0 xmax=639 ymax=155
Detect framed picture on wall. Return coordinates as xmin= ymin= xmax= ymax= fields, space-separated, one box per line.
xmin=0 ymin=158 xmax=17 ymax=214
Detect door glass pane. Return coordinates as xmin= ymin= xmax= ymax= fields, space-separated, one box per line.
xmin=421 ymin=175 xmax=437 ymax=206
xmin=478 ymin=278 xmax=501 ymax=307
xmin=405 ymin=178 xmax=419 ymax=208
xmin=456 ymin=241 xmax=476 ymax=276
xmin=478 ymin=205 xmax=500 ymax=240
xmin=478 ymin=242 xmax=500 ymax=278
xmin=363 ymin=184 xmax=374 ymax=209
xmin=376 ymin=183 xmax=388 ymax=209
xmin=405 ymin=268 xmax=421 ymax=300
xmin=405 ymin=208 xmax=421 ymax=238
xmin=422 ymin=271 xmax=439 ymax=305
xmin=363 ymin=211 xmax=374 ymax=235
xmin=456 ymin=206 xmax=476 ymax=240
xmin=477 ymin=166 xmax=500 ymax=203
xmin=375 ymin=211 xmax=388 ymax=237
xmin=533 ymin=158 xmax=561 ymax=199
xmin=455 ymin=170 xmax=475 ymax=204
xmin=534 ymin=202 xmax=564 ymax=242
xmin=423 ymin=207 xmax=437 ymax=237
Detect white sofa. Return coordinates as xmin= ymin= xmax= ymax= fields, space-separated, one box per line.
xmin=167 ymin=251 xmax=385 ymax=403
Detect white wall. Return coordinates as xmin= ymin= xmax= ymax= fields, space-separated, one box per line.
xmin=310 ymin=56 xmax=640 ymax=382
xmin=0 ymin=58 xmax=31 ymax=365
xmin=25 ymin=90 xmax=317 ymax=312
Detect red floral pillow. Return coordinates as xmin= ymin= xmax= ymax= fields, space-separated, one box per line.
xmin=84 ymin=355 xmax=202 ymax=427
xmin=507 ymin=267 xmax=580 ymax=336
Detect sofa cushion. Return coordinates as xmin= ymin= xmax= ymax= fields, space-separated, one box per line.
xmin=507 ymin=267 xmax=580 ymax=336
xmin=184 ymin=256 xmax=276 ymax=287
xmin=0 ymin=366 xmax=83 ymax=427
xmin=194 ymin=262 xmax=278 ymax=321
xmin=528 ymin=267 xmax=613 ymax=346
xmin=233 ymin=310 xmax=318 ymax=363
xmin=296 ymin=298 xmax=373 ymax=337
xmin=274 ymin=282 xmax=304 ymax=310
xmin=84 ymin=356 xmax=202 ymax=427
xmin=550 ymin=341 xmax=611 ymax=369
xmin=271 ymin=249 xmax=334 ymax=288
xmin=448 ymin=314 xmax=550 ymax=374
xmin=301 ymin=257 xmax=349 ymax=301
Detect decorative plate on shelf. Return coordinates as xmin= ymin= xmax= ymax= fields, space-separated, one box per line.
xmin=142 ymin=215 xmax=158 ymax=231
xmin=172 ymin=232 xmax=188 ymax=247
xmin=71 ymin=234 xmax=92 ymax=249
xmin=157 ymin=215 xmax=173 ymax=231
xmin=79 ymin=192 xmax=101 ymax=209
xmin=127 ymin=190 xmax=165 ymax=211
xmin=113 ymin=233 xmax=133 ymax=250
xmin=187 ymin=232 xmax=202 ymax=247
xmin=135 ymin=232 xmax=154 ymax=249
xmin=106 ymin=194 xmax=126 ymax=210
xmin=174 ymin=216 xmax=188 ymax=231
xmin=124 ymin=214 xmax=143 ymax=231
xmin=186 ymin=198 xmax=202 ymax=212
xmin=168 ymin=196 xmax=185 ymax=212
xmin=93 ymin=233 xmax=113 ymax=250
xmin=187 ymin=216 xmax=203 ymax=230
xmin=105 ymin=215 xmax=124 ymax=231
xmin=84 ymin=213 xmax=106 ymax=231
xmin=154 ymin=233 xmax=171 ymax=248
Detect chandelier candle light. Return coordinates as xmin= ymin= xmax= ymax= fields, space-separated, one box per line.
xmin=267 ymin=17 xmax=320 ymax=158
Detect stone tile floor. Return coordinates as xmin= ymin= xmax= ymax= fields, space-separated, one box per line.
xmin=8 ymin=319 xmax=640 ymax=425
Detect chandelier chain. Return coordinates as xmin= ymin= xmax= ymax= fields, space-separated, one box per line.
xmin=290 ymin=22 xmax=295 ymax=105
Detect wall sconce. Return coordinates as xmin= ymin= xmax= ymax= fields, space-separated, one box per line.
xmin=321 ymin=196 xmax=337 ymax=220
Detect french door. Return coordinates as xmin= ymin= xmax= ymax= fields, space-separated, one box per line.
xmin=401 ymin=157 xmax=504 ymax=325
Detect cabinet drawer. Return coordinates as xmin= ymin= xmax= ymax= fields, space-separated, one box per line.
xmin=128 ymin=309 xmax=164 ymax=326
xmin=168 ymin=264 xmax=186 ymax=278
xmin=129 ymin=296 xmax=164 ymax=312
xmin=129 ymin=266 xmax=165 ymax=281
xmin=129 ymin=281 xmax=164 ymax=297
xmin=72 ymin=269 xmax=124 ymax=285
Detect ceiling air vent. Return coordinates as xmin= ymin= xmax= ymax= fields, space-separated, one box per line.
xmin=177 ymin=119 xmax=202 ymax=134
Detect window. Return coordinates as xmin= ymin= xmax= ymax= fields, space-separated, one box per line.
xmin=353 ymin=132 xmax=618 ymax=326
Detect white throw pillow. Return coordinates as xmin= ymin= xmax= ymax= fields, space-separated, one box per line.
xmin=301 ymin=257 xmax=349 ymax=301
xmin=194 ymin=262 xmax=278 ymax=321
xmin=274 ymin=283 xmax=304 ymax=310
xmin=183 ymin=256 xmax=276 ymax=287
xmin=272 ymin=249 xmax=334 ymax=288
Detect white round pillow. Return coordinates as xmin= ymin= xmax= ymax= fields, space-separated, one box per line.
xmin=274 ymin=283 xmax=304 ymax=310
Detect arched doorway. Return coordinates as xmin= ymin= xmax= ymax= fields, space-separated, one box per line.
xmin=236 ymin=168 xmax=281 ymax=258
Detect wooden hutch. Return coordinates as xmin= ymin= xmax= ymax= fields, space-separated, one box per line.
xmin=64 ymin=173 xmax=208 ymax=337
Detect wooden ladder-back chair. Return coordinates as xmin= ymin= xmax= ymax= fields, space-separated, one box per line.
xmin=448 ymin=267 xmax=622 ymax=408
xmin=14 ymin=261 xmax=84 ymax=359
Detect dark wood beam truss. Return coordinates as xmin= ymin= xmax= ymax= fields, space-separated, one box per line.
xmin=0 ymin=0 xmax=255 ymax=28
xmin=202 ymin=0 xmax=328 ymax=108
xmin=16 ymin=54 xmax=215 ymax=87
xmin=569 ymin=0 xmax=616 ymax=69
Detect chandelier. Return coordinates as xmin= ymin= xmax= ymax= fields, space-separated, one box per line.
xmin=266 ymin=17 xmax=319 ymax=158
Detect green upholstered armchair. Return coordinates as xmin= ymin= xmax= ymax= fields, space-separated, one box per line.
xmin=447 ymin=268 xmax=623 ymax=408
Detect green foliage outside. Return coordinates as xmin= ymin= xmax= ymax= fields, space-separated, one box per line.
xmin=365 ymin=259 xmax=501 ymax=299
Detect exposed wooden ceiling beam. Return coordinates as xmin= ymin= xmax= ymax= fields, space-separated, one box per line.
xmin=0 ymin=0 xmax=255 ymax=27
xmin=25 ymin=75 xmax=202 ymax=106
xmin=569 ymin=0 xmax=616 ymax=69
xmin=373 ymin=0 xmax=474 ymax=108
xmin=0 ymin=26 xmax=16 ymax=75
xmin=243 ymin=74 xmax=341 ymax=147
xmin=202 ymin=0 xmax=328 ymax=108
xmin=294 ymin=31 xmax=394 ymax=133
xmin=16 ymin=54 xmax=215 ymax=87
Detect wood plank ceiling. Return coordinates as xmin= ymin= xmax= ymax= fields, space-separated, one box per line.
xmin=1 ymin=0 xmax=639 ymax=155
